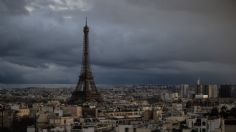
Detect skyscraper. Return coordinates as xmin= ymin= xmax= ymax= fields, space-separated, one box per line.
xmin=207 ymin=84 xmax=218 ymax=98
xmin=196 ymin=78 xmax=203 ymax=95
xmin=180 ymin=84 xmax=189 ymax=98
xmin=219 ymin=85 xmax=236 ymax=98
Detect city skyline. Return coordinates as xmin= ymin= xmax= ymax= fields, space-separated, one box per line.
xmin=0 ymin=0 xmax=236 ymax=84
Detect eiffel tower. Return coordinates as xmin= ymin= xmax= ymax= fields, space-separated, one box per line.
xmin=69 ymin=18 xmax=102 ymax=104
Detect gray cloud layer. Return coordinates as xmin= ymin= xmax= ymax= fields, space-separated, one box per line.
xmin=0 ymin=0 xmax=236 ymax=84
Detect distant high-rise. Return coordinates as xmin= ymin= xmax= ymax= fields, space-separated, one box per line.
xmin=219 ymin=85 xmax=236 ymax=98
xmin=180 ymin=84 xmax=189 ymax=98
xmin=207 ymin=84 xmax=218 ymax=98
xmin=196 ymin=81 xmax=219 ymax=98
xmin=197 ymin=78 xmax=201 ymax=86
xmin=69 ymin=18 xmax=102 ymax=104
xmin=196 ymin=78 xmax=203 ymax=95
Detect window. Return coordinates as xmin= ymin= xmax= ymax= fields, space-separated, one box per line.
xmin=125 ymin=128 xmax=129 ymax=132
xmin=202 ymin=128 xmax=206 ymax=132
xmin=202 ymin=121 xmax=206 ymax=126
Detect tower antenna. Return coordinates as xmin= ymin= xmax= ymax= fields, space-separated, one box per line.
xmin=85 ymin=16 xmax=87 ymax=26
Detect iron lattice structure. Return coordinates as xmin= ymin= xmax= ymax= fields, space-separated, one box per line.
xmin=69 ymin=19 xmax=102 ymax=104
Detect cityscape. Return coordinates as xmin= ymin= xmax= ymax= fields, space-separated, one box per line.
xmin=1 ymin=0 xmax=236 ymax=132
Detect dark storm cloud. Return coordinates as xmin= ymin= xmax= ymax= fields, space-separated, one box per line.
xmin=0 ymin=0 xmax=236 ymax=84
xmin=0 ymin=14 xmax=82 ymax=66
xmin=0 ymin=0 xmax=29 ymax=15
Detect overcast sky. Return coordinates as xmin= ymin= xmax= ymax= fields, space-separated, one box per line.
xmin=0 ymin=0 xmax=236 ymax=84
